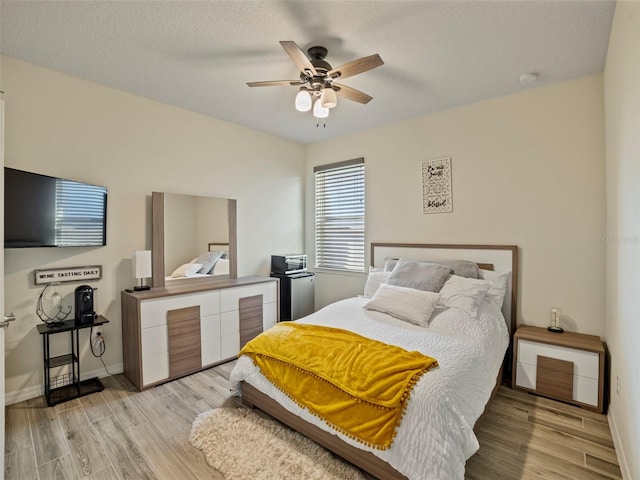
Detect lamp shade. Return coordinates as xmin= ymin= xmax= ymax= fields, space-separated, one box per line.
xmin=132 ymin=250 xmax=152 ymax=279
xmin=295 ymin=89 xmax=312 ymax=112
xmin=320 ymin=87 xmax=337 ymax=108
xmin=313 ymin=99 xmax=329 ymax=119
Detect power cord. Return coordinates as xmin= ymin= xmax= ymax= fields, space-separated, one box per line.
xmin=89 ymin=326 xmax=112 ymax=376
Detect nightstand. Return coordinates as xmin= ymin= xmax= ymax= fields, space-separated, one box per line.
xmin=512 ymin=325 xmax=605 ymax=413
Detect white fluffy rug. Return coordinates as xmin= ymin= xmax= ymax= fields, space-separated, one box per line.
xmin=189 ymin=407 xmax=367 ymax=480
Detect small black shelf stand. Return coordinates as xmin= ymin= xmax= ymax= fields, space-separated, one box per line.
xmin=37 ymin=315 xmax=109 ymax=407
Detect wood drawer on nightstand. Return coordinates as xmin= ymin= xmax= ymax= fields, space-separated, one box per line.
xmin=517 ymin=340 xmax=599 ymax=378
xmin=513 ymin=326 xmax=604 ymax=413
xmin=536 ymin=355 xmax=574 ymax=402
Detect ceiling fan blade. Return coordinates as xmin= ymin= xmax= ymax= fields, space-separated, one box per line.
xmin=333 ymin=83 xmax=373 ymax=104
xmin=280 ymin=41 xmax=317 ymax=76
xmin=247 ymin=80 xmax=302 ymax=87
xmin=328 ymin=54 xmax=384 ymax=80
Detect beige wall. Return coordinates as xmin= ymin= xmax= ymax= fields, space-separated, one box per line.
xmin=1 ymin=56 xmax=305 ymax=402
xmin=306 ymin=75 xmax=607 ymax=338
xmin=604 ymin=1 xmax=640 ymax=478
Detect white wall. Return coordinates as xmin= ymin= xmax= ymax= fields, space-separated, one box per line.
xmin=604 ymin=1 xmax=640 ymax=478
xmin=1 ymin=56 xmax=305 ymax=402
xmin=306 ymin=75 xmax=607 ymax=337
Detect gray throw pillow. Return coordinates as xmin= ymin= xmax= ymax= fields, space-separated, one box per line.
xmin=386 ymin=257 xmax=480 ymax=279
xmin=194 ymin=250 xmax=224 ymax=274
xmin=387 ymin=260 xmax=452 ymax=292
xmin=431 ymin=259 xmax=480 ymax=279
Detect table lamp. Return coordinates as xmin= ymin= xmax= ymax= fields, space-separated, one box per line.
xmin=132 ymin=250 xmax=152 ymax=291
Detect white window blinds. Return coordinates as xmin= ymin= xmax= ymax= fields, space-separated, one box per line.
xmin=314 ymin=158 xmax=365 ymax=272
xmin=54 ymin=179 xmax=107 ymax=246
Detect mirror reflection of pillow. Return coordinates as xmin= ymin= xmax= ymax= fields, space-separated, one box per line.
xmin=212 ymin=258 xmax=230 ymax=275
xmin=194 ymin=251 xmax=224 ymax=274
xmin=171 ymin=263 xmax=203 ymax=278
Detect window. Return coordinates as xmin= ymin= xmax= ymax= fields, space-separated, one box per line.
xmin=314 ymin=158 xmax=365 ymax=273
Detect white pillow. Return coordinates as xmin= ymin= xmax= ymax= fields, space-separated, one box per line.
xmin=363 ymin=283 xmax=440 ymax=327
xmin=170 ymin=263 xmax=203 ymax=278
xmin=363 ymin=271 xmax=392 ymax=297
xmin=438 ymin=275 xmax=492 ymax=318
xmin=212 ymin=258 xmax=230 ymax=275
xmin=480 ymin=269 xmax=510 ymax=308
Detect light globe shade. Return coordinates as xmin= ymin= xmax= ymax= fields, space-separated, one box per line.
xmin=320 ymin=87 xmax=338 ymax=108
xmin=313 ymin=99 xmax=329 ymax=118
xmin=295 ymin=89 xmax=312 ymax=112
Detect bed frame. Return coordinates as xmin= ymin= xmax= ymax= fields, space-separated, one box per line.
xmin=241 ymin=243 xmax=518 ymax=480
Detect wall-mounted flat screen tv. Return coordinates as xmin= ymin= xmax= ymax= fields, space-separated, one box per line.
xmin=4 ymin=167 xmax=108 ymax=248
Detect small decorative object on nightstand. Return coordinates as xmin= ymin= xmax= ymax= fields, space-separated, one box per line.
xmin=512 ymin=325 xmax=605 ymax=413
xmin=547 ymin=307 xmax=564 ymax=333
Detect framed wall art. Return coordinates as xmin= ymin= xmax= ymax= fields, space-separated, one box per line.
xmin=422 ymin=157 xmax=453 ymax=214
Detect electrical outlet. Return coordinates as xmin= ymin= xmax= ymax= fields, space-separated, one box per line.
xmin=92 ymin=331 xmax=104 ymax=349
xmin=616 ymin=374 xmax=621 ymax=395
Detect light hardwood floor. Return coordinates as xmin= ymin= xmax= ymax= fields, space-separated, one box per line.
xmin=5 ymin=360 xmax=623 ymax=480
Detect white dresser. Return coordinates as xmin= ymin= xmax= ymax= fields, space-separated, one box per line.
xmin=512 ymin=325 xmax=605 ymax=413
xmin=122 ymin=276 xmax=278 ymax=390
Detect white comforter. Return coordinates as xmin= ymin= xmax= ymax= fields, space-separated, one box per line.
xmin=230 ymin=296 xmax=509 ymax=480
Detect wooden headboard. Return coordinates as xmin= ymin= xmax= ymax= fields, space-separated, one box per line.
xmin=370 ymin=243 xmax=518 ymax=338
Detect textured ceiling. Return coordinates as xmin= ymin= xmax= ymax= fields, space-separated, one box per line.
xmin=0 ymin=0 xmax=616 ymax=144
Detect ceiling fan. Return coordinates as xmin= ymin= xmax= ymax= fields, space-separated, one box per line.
xmin=247 ymin=41 xmax=384 ymax=120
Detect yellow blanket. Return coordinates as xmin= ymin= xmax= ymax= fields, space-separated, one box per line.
xmin=239 ymin=322 xmax=438 ymax=449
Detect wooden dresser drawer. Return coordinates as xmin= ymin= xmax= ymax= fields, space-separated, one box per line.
xmin=141 ymin=291 xmax=220 ymax=328
xmin=220 ymin=283 xmax=276 ymax=312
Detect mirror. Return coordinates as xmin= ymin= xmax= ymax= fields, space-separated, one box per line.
xmin=152 ymin=192 xmax=237 ymax=287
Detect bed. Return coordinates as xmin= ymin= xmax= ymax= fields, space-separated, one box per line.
xmin=164 ymin=243 xmax=230 ymax=284
xmin=230 ymin=243 xmax=518 ymax=480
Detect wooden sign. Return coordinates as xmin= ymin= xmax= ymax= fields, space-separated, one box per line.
xmin=34 ymin=266 xmax=102 ymax=285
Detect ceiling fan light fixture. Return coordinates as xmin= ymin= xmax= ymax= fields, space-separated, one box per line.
xmin=313 ymin=98 xmax=329 ymax=119
xmin=320 ymin=87 xmax=337 ymax=108
xmin=249 ymin=41 xmax=384 ymax=124
xmin=295 ymin=89 xmax=312 ymax=112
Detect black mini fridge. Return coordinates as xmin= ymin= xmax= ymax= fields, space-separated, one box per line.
xmin=271 ymin=272 xmax=315 ymax=321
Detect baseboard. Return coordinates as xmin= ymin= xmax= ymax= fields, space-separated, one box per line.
xmin=608 ymin=405 xmax=632 ymax=480
xmin=5 ymin=363 xmax=124 ymax=406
